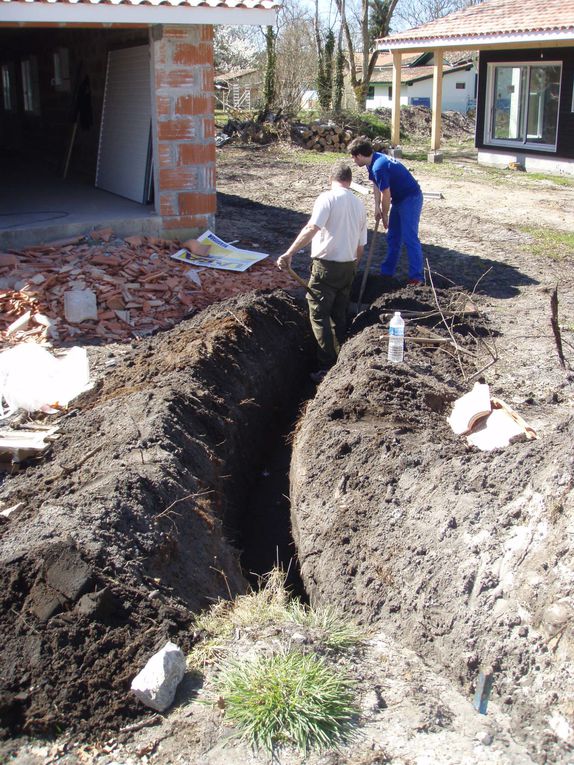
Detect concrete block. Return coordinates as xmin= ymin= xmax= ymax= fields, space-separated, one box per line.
xmin=427 ymin=151 xmax=444 ymax=164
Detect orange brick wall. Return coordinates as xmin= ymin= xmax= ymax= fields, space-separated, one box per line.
xmin=151 ymin=24 xmax=216 ymax=240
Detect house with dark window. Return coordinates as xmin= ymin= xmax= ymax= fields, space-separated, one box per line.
xmin=0 ymin=0 xmax=277 ymax=248
xmin=376 ymin=0 xmax=574 ymax=174
xmin=365 ymin=50 xmax=476 ymax=113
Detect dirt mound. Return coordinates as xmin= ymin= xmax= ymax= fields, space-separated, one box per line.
xmin=289 ymin=286 xmax=573 ymax=764
xmin=374 ymin=106 xmax=476 ymax=141
xmin=0 ymin=290 xmax=313 ymax=739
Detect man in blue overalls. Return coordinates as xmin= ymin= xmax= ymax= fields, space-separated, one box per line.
xmin=349 ymin=138 xmax=424 ymax=285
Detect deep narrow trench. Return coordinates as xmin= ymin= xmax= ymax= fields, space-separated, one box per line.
xmin=230 ymin=383 xmax=315 ymax=600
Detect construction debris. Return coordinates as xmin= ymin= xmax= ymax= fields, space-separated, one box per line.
xmin=0 ymin=234 xmax=295 ymax=347
xmin=448 ymin=383 xmax=537 ymax=450
xmin=0 ymin=424 xmax=59 ymax=465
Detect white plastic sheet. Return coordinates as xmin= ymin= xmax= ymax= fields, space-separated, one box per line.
xmin=0 ymin=344 xmax=91 ymax=419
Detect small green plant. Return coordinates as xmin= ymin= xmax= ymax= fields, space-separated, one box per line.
xmin=290 ymin=602 xmax=365 ymax=650
xmin=521 ymin=226 xmax=574 ymax=261
xmin=216 ymin=650 xmax=358 ymax=753
xmin=189 ymin=568 xmax=364 ymax=669
xmin=523 ymin=172 xmax=574 ymax=187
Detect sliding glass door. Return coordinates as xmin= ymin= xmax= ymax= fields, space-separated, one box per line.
xmin=488 ymin=63 xmax=561 ymax=149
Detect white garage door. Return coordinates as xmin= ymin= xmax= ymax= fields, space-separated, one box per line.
xmin=96 ymin=46 xmax=152 ymax=204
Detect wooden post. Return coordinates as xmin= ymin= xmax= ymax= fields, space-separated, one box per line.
xmin=431 ymin=49 xmax=443 ymax=152
xmin=391 ymin=51 xmax=402 ymax=147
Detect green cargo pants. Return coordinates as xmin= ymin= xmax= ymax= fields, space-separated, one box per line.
xmin=306 ymin=258 xmax=357 ymax=369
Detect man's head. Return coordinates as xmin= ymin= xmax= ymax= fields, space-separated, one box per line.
xmin=329 ymin=161 xmax=353 ymax=186
xmin=348 ymin=138 xmax=373 ymax=167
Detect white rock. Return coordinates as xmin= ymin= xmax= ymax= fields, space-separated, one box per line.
xmin=131 ymin=641 xmax=186 ymax=712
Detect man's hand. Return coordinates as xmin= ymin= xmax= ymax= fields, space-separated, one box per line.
xmin=381 ymin=212 xmax=389 ymax=230
xmin=277 ymin=253 xmax=292 ymax=271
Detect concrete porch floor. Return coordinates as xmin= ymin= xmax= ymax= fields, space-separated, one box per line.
xmin=0 ymin=153 xmax=161 ymax=251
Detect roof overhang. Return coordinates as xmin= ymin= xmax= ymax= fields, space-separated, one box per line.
xmin=0 ymin=1 xmax=277 ymax=28
xmin=377 ymin=30 xmax=574 ymax=53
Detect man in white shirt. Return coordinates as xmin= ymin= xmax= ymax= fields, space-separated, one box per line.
xmin=277 ymin=161 xmax=367 ymax=379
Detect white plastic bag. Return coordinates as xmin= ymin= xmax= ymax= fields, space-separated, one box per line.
xmin=0 ymin=344 xmax=91 ymax=419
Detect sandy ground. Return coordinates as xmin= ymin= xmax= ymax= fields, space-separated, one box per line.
xmin=1 ymin=141 xmax=573 ymax=764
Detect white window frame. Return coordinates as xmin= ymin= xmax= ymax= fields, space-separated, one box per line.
xmin=52 ymin=47 xmax=71 ymax=92
xmin=21 ymin=56 xmax=40 ymax=114
xmin=484 ymin=60 xmax=561 ymax=152
xmin=1 ymin=63 xmax=14 ymax=110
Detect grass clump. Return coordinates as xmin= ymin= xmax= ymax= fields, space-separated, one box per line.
xmin=189 ymin=569 xmax=364 ymax=670
xmin=521 ymin=226 xmax=574 ymax=261
xmin=216 ymin=650 xmax=357 ymax=753
xmin=289 ymin=601 xmax=365 ymax=650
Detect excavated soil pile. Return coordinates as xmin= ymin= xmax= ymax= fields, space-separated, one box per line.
xmin=0 ymin=289 xmax=313 ymax=739
xmin=290 ymin=285 xmax=573 ymax=764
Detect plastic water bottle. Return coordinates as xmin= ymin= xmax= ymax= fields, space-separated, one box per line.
xmin=388 ymin=311 xmax=405 ymax=363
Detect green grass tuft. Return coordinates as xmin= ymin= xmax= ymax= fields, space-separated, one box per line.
xmin=216 ymin=650 xmax=358 ymax=753
xmin=189 ymin=568 xmax=364 ymax=670
xmin=289 ymin=602 xmax=365 ymax=650
xmin=521 ymin=226 xmax=574 ymax=261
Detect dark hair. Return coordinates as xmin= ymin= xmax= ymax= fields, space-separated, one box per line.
xmin=348 ymin=138 xmax=374 ymax=157
xmin=330 ymin=161 xmax=352 ymax=184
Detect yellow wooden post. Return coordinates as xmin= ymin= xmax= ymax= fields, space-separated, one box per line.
xmin=431 ymin=48 xmax=443 ymax=152
xmin=391 ymin=51 xmax=402 ymax=147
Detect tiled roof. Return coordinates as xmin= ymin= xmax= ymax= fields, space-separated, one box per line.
xmin=371 ymin=63 xmax=472 ymax=84
xmin=377 ymin=0 xmax=574 ymax=48
xmin=360 ymin=49 xmax=474 ymax=70
xmin=0 ymin=0 xmax=278 ymax=8
xmin=0 ymin=0 xmax=279 ymax=26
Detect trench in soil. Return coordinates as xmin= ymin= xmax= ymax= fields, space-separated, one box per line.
xmin=230 ymin=384 xmax=313 ymax=599
xmin=0 ymin=286 xmax=490 ymax=741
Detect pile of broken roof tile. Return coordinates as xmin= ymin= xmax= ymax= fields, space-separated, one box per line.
xmin=0 ymin=231 xmax=295 ymax=348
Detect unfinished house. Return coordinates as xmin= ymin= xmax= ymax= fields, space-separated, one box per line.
xmin=376 ymin=0 xmax=574 ymax=174
xmin=0 ymin=0 xmax=277 ymax=248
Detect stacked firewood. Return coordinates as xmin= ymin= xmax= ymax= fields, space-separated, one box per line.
xmin=291 ymin=123 xmax=355 ymax=152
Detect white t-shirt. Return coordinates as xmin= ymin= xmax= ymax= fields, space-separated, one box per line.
xmin=308 ymin=186 xmax=368 ymax=262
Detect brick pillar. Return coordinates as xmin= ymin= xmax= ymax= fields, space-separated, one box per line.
xmin=151 ymin=25 xmax=216 ymax=240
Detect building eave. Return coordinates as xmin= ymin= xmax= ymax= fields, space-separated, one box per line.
xmin=377 ymin=29 xmax=574 ymax=53
xmin=0 ymin=2 xmax=277 ymax=27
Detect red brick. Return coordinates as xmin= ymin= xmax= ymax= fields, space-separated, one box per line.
xmin=179 ymin=143 xmax=216 ymax=165
xmin=202 ymin=67 xmax=214 ymax=93
xmin=202 ymin=165 xmax=217 ymax=189
xmin=179 ymin=192 xmax=216 ymax=215
xmin=200 ymin=26 xmax=213 ymax=43
xmin=163 ymin=70 xmax=199 ymax=89
xmin=155 ymin=95 xmax=172 ymax=118
xmin=173 ymin=43 xmax=212 ymax=67
xmin=159 ymin=193 xmax=178 ymax=216
xmin=164 ymin=26 xmax=193 ymax=40
xmin=158 ymin=143 xmax=178 ymax=169
xmin=175 ymin=94 xmax=212 ymax=116
xmin=158 ymin=119 xmax=196 ymax=141
xmin=203 ymin=117 xmax=215 ymax=140
xmin=159 ymin=167 xmax=199 ymax=190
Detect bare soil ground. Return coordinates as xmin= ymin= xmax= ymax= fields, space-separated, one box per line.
xmin=1 ymin=139 xmax=573 ymax=764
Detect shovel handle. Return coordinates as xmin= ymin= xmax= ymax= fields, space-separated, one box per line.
xmin=356 ymin=219 xmax=380 ymax=315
